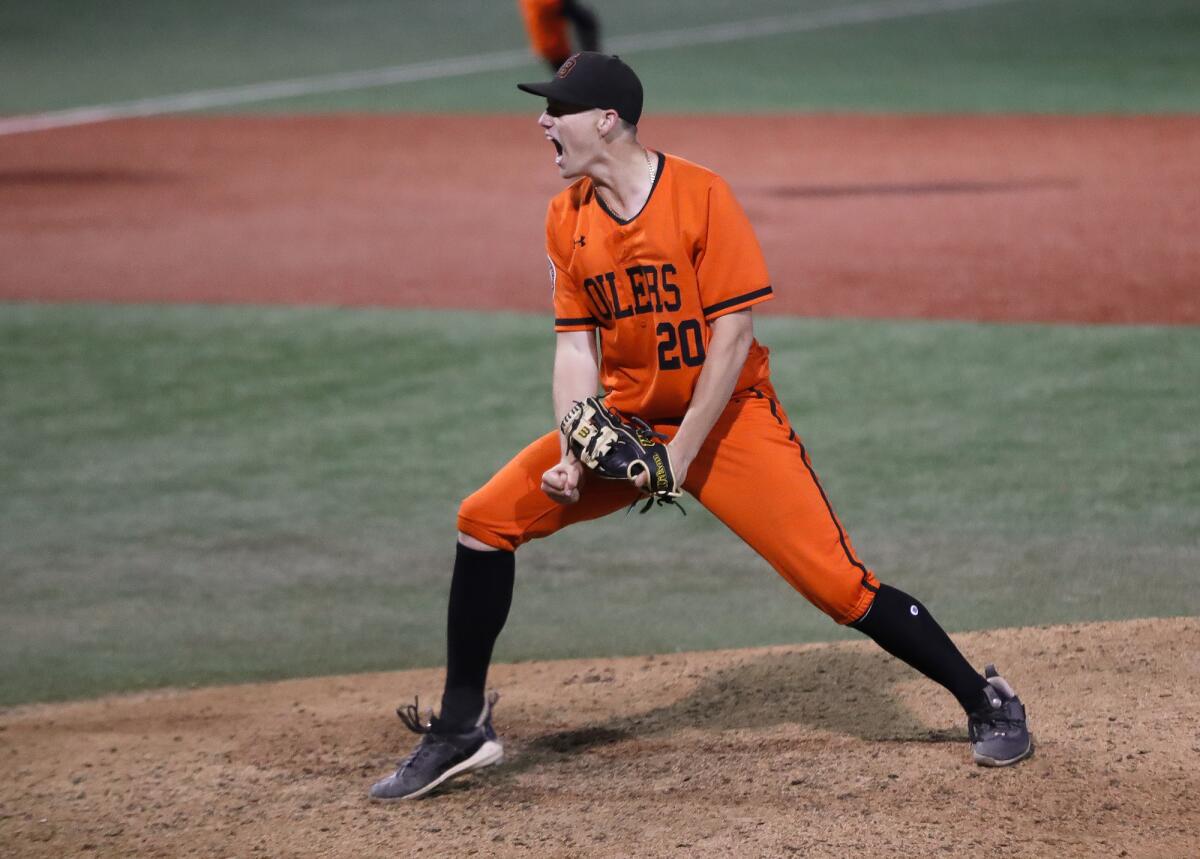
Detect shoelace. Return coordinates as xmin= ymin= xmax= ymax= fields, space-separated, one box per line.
xmin=969 ymin=701 xmax=1023 ymax=740
xmin=396 ymin=696 xmax=434 ymax=735
xmin=392 ymin=697 xmax=438 ymax=771
xmin=390 ymin=689 xmax=501 ymax=771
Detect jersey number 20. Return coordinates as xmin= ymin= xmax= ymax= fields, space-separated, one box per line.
xmin=656 ymin=320 xmax=706 ymax=369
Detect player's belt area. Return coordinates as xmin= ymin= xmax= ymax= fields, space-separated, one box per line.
xmin=610 ymin=386 xmax=767 ymax=427
xmin=631 ymin=415 xmax=683 ymax=426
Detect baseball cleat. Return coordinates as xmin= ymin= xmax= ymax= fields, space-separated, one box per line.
xmin=968 ymin=664 xmax=1033 ymax=767
xmin=369 ymin=691 xmax=503 ymax=801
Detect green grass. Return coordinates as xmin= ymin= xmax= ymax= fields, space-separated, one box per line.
xmin=3 ymin=0 xmax=1199 ymax=114
xmin=2 ymin=304 xmax=1197 ymax=706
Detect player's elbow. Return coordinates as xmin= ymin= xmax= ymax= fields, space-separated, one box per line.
xmin=711 ymin=311 xmax=754 ymax=356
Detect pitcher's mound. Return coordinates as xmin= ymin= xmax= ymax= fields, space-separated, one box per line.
xmin=2 ymin=617 xmax=1197 ymax=857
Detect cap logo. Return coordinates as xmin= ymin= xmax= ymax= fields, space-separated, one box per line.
xmin=556 ymin=54 xmax=581 ymax=78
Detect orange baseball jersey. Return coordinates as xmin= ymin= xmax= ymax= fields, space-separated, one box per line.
xmin=518 ymin=0 xmax=571 ymax=64
xmin=547 ymin=153 xmax=775 ymax=419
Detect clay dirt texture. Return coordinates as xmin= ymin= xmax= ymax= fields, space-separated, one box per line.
xmin=1 ymin=619 xmax=1198 ymax=857
xmin=2 ymin=116 xmax=1199 ymax=323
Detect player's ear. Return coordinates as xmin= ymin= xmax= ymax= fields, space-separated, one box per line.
xmin=597 ymin=109 xmax=624 ymax=139
xmin=596 ymin=109 xmax=619 ymax=136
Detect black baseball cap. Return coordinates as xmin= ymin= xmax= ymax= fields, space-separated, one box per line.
xmin=517 ymin=52 xmax=643 ymax=125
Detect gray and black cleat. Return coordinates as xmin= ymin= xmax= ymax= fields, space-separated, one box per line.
xmin=369 ymin=691 xmax=503 ymax=800
xmin=968 ymin=664 xmax=1033 ymax=767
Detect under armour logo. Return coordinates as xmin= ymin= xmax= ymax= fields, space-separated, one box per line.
xmin=574 ymin=235 xmax=587 ymax=248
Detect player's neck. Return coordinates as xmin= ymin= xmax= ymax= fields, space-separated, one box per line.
xmin=590 ymin=144 xmax=657 ymax=221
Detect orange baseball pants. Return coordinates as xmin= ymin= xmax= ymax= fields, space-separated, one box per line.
xmin=517 ymin=0 xmax=571 ymax=64
xmin=458 ymin=385 xmax=880 ymax=625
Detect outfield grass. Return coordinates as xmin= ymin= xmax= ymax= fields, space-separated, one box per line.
xmin=3 ymin=0 xmax=1199 ymax=114
xmin=2 ymin=304 xmax=1196 ymax=706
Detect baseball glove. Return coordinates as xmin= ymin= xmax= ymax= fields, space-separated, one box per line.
xmin=559 ymin=397 xmax=684 ymax=513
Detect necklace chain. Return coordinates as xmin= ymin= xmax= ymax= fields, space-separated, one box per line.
xmin=598 ymin=149 xmax=656 ymax=219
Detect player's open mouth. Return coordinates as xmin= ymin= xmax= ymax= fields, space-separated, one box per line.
xmin=549 ymin=137 xmax=564 ymax=165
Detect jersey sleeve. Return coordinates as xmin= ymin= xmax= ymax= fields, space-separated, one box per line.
xmin=546 ymin=202 xmax=598 ymax=332
xmin=550 ymin=255 xmax=596 ymax=331
xmin=694 ymin=177 xmax=774 ymax=321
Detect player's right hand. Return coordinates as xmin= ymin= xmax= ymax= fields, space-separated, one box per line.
xmin=541 ymin=456 xmax=583 ymax=504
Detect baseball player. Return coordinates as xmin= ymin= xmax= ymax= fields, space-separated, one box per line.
xmin=370 ymin=53 xmax=1032 ymax=801
xmin=518 ymin=0 xmax=600 ymax=71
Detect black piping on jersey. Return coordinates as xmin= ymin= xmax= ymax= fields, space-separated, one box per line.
xmin=750 ymin=387 xmax=878 ymax=594
xmin=594 ymin=151 xmax=666 ymax=225
xmin=555 ymin=315 xmax=599 ymax=327
xmin=703 ymin=286 xmax=774 ymax=318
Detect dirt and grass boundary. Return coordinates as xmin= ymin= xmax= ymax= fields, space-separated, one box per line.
xmin=2 ymin=113 xmax=1198 ymax=856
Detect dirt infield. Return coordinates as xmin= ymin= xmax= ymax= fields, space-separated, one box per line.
xmin=2 ymin=618 xmax=1197 ymax=858
xmin=2 ymin=115 xmax=1199 ymax=323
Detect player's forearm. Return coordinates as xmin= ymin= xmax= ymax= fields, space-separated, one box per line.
xmin=672 ymin=311 xmax=754 ymax=459
xmin=553 ymin=331 xmax=601 ymax=455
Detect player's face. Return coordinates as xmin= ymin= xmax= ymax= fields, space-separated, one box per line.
xmin=539 ymin=101 xmax=603 ymax=179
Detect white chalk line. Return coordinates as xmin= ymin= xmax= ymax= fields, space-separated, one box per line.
xmin=0 ymin=0 xmax=1023 ymax=137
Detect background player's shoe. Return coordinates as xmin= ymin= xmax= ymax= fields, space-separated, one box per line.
xmin=968 ymin=665 xmax=1033 ymax=766
xmin=369 ymin=691 xmax=503 ymax=800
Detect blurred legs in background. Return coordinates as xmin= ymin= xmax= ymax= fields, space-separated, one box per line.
xmin=518 ymin=0 xmax=601 ymax=71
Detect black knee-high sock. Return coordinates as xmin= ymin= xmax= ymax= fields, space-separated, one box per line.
xmin=438 ymin=543 xmax=515 ymax=731
xmin=851 ymin=584 xmax=990 ymax=714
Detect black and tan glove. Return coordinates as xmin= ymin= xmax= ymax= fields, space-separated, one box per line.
xmin=559 ymin=397 xmax=683 ymax=513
